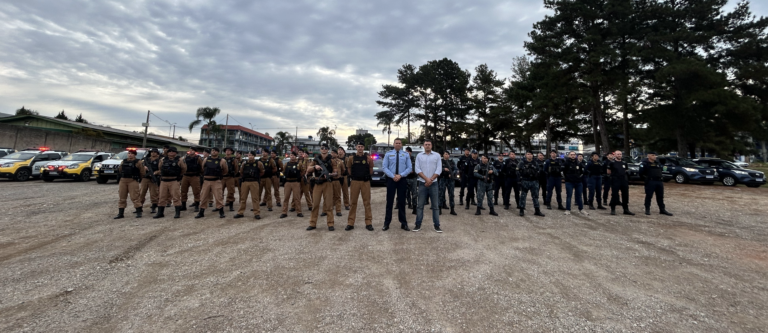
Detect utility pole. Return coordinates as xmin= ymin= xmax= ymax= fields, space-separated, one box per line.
xmin=142 ymin=110 xmax=150 ymax=148
xmin=223 ymin=114 xmax=229 ymax=150
xmin=172 ymin=124 xmax=176 ymax=138
xmin=295 ymin=126 xmax=298 ymax=152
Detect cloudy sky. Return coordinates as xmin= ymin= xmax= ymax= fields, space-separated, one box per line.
xmin=1 ymin=0 xmax=764 ymax=145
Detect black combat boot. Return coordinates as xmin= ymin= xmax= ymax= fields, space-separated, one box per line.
xmin=166 ymin=203 xmax=171 ymax=208
xmin=489 ymin=208 xmax=498 ymax=216
xmin=195 ymin=209 xmax=205 ymax=218
xmin=504 ymin=204 xmax=510 ymax=210
xmin=228 ymin=202 xmax=234 ymax=212
xmin=193 ymin=201 xmax=200 ymax=213
xmin=588 ymin=202 xmax=595 ymax=210
xmin=475 ymin=207 xmax=481 ymax=215
xmin=547 ymin=204 xmax=552 ymax=210
xmin=660 ymin=209 xmax=673 ymax=216
xmin=450 ymin=207 xmax=457 ymax=215
xmin=471 ymin=198 xmax=476 ymax=206
xmin=597 ymin=203 xmax=607 ymax=210
xmin=519 ymin=208 xmax=525 ymax=216
xmin=459 ymin=196 xmax=464 ymax=206
xmin=114 ymin=208 xmax=125 ymax=219
xmin=136 ymin=207 xmax=143 ymax=218
xmin=209 ymin=202 xmax=213 ymax=207
xmin=180 ymin=202 xmax=187 ymax=211
xmin=610 ymin=208 xmax=616 ymax=215
xmin=411 ymin=207 xmax=416 ymax=215
xmin=153 ymin=206 xmax=165 ymax=219
xmin=219 ymin=209 xmax=226 ymax=218
xmin=174 ymin=206 xmax=181 ymax=218
xmin=623 ymin=209 xmax=635 ymax=216
xmin=150 ymin=204 xmax=157 ymax=214
xmin=494 ymin=199 xmax=499 ymax=206
xmin=534 ymin=207 xmax=545 ymax=217
xmin=441 ymin=203 xmax=449 ymax=210
xmin=645 ymin=207 xmax=651 ymax=215
xmin=557 ymin=203 xmax=566 ymax=211
xmin=465 ymin=200 xmax=470 ymax=210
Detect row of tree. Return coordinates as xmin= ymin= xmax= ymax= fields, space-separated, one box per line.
xmin=376 ymin=0 xmax=768 ymax=158
xmin=15 ymin=106 xmax=89 ymax=123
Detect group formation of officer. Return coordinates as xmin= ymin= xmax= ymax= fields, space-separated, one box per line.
xmin=114 ymin=141 xmax=673 ymax=230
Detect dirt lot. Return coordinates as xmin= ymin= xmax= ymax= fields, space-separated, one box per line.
xmin=1 ymin=179 xmax=767 ymax=332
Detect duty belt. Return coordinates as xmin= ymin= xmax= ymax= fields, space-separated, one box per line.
xmin=184 ymin=173 xmax=198 ymax=176
xmin=204 ymin=177 xmax=220 ymax=181
xmin=286 ymin=178 xmax=299 ymax=182
xmin=242 ymin=178 xmax=259 ymax=182
xmin=647 ymin=176 xmax=663 ymax=181
xmin=161 ymin=177 xmax=178 ymax=182
xmin=350 ymin=176 xmax=370 ymax=181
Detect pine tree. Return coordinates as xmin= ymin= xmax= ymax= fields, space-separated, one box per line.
xmin=55 ymin=110 xmax=69 ymax=120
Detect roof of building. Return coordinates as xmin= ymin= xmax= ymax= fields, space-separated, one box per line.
xmin=201 ymin=125 xmax=273 ymax=141
xmin=0 ymin=112 xmax=13 ymax=118
xmin=0 ymin=114 xmax=204 ymax=148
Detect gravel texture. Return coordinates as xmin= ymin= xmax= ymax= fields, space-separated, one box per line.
xmin=1 ymin=178 xmax=767 ymax=332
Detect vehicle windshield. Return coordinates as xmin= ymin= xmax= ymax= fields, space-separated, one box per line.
xmin=721 ymin=161 xmax=741 ymax=169
xmin=3 ymin=152 xmax=36 ymax=160
xmin=678 ymin=158 xmax=699 ymax=167
xmin=62 ymin=154 xmax=93 ymax=161
xmin=373 ymin=159 xmax=383 ymax=170
xmin=111 ymin=151 xmax=147 ymax=160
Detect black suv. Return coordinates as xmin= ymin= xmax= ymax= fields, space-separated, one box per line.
xmin=657 ymin=156 xmax=718 ymax=184
xmin=692 ymin=158 xmax=765 ymax=188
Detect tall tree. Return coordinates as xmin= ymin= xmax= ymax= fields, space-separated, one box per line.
xmin=316 ymin=126 xmax=339 ymax=148
xmin=470 ymin=64 xmax=505 ymax=153
xmin=188 ymin=106 xmax=222 ymax=148
xmin=54 ymin=110 xmax=69 ymax=120
xmin=376 ymin=64 xmax=420 ymax=143
xmin=346 ymin=132 xmax=377 ymax=149
xmin=274 ymin=131 xmax=294 ymax=154
xmin=375 ymin=110 xmax=395 ymax=146
xmin=15 ymin=106 xmax=38 ymax=116
xmin=74 ymin=113 xmax=88 ymax=124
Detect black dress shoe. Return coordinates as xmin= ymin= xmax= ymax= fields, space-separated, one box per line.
xmin=268 ymin=208 xmax=273 ymax=211
xmin=290 ymin=208 xmax=295 ymax=212
xmin=401 ymin=225 xmax=410 ymax=231
xmin=623 ymin=210 xmax=635 ymax=216
xmin=321 ymin=212 xmax=327 ymax=216
xmin=280 ymin=214 xmax=287 ymax=218
xmin=382 ymin=225 xmax=390 ymax=231
xmin=234 ymin=214 xmax=244 ymax=219
xmin=366 ymin=225 xmax=374 ymax=231
xmin=306 ymin=226 xmax=316 ymax=230
xmin=260 ymin=202 xmax=266 ymax=206
xmin=328 ymin=226 xmax=335 ymax=231
xmin=255 ymin=215 xmax=261 ymax=219
xmin=345 ymin=225 xmax=354 ymax=231
xmin=336 ymin=212 xmax=342 ymax=217
xmin=297 ymin=213 xmax=304 ymax=217
xmin=276 ymin=203 xmax=282 ymax=207
xmin=660 ymin=210 xmax=673 ymax=216
xmin=345 ymin=206 xmax=350 ymax=210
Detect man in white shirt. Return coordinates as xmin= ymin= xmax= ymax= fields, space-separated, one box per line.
xmin=413 ymin=140 xmax=443 ymax=233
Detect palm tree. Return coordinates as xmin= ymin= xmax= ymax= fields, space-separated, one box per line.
xmin=316 ymin=126 xmax=338 ymax=148
xmin=189 ymin=107 xmax=222 ymax=147
xmin=274 ymin=131 xmax=294 ymax=154
xmin=375 ymin=110 xmax=395 ymax=147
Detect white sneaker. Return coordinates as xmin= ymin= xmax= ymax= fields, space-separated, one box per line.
xmin=564 ymin=211 xmax=571 ymax=215
xmin=579 ymin=210 xmax=589 ymax=216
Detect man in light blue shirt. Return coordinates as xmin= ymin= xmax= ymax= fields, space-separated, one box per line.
xmin=413 ymin=140 xmax=443 ymax=232
xmin=382 ymin=138 xmax=412 ymax=231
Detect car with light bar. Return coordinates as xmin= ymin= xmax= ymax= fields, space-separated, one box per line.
xmin=42 ymin=150 xmax=112 ymax=182
xmin=656 ymin=155 xmax=719 ymax=184
xmin=95 ymin=148 xmax=150 ymax=184
xmin=0 ymin=147 xmax=66 ymax=181
xmin=693 ymin=158 xmax=765 ymax=187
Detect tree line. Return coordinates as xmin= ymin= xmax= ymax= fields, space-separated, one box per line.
xmin=376 ymin=0 xmax=768 ymax=158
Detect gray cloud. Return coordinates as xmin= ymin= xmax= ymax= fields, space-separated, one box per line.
xmin=1 ymin=0 xmax=761 ymax=144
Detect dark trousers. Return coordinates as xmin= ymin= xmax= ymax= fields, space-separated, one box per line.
xmin=493 ymin=177 xmax=504 ymax=203
xmin=459 ymin=173 xmax=469 ymax=199
xmin=581 ymin=175 xmax=588 ymax=204
xmin=503 ymin=177 xmax=520 ymax=207
xmin=587 ymin=175 xmax=602 ymax=205
xmin=603 ymin=176 xmax=613 ymax=203
xmin=385 ymin=178 xmax=408 ymax=227
xmin=439 ymin=178 xmax=455 ymax=208
xmin=519 ymin=180 xmax=540 ymax=209
xmin=538 ymin=176 xmax=547 ymax=203
xmin=610 ymin=177 xmax=630 ymax=210
xmin=644 ymin=180 xmax=665 ymax=210
xmin=466 ymin=178 xmax=477 ymax=202
xmin=546 ymin=176 xmax=563 ymax=205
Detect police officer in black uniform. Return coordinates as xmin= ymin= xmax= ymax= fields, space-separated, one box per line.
xmin=543 ymin=150 xmax=566 ymax=210
xmin=492 ymin=154 xmax=505 ymax=207
xmin=457 ymin=148 xmax=471 ymax=205
xmin=639 ymin=152 xmax=673 ymax=216
xmin=464 ymin=150 xmax=480 ymax=210
xmin=607 ymin=150 xmax=634 ymax=216
xmin=536 ymin=152 xmax=548 ymax=205
xmin=502 ymin=152 xmax=520 ymax=210
xmin=517 ymin=151 xmax=546 ymax=217
xmin=585 ymin=152 xmax=607 ymax=210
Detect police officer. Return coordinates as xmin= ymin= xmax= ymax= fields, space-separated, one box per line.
xmin=405 ymin=147 xmax=418 ymax=214
xmin=114 ymin=148 xmax=145 ymax=219
xmin=234 ymin=150 xmax=265 ymax=219
xmin=639 ymin=152 xmax=673 ymax=216
xmin=337 ymin=147 xmax=351 ymax=210
xmin=346 ymin=142 xmax=374 ymax=230
xmin=464 ymin=150 xmax=480 ymax=210
xmin=195 ymin=147 xmax=229 ymax=218
xmin=517 ymin=151 xmax=545 ymax=217
xmin=492 ymin=154 xmax=505 ymax=206
xmin=457 ymin=148 xmax=471 ymax=205
xmin=602 ymin=152 xmax=615 ymax=206
xmin=271 ymin=150 xmax=283 ymax=207
xmin=544 ymin=149 xmax=566 ymax=210
xmin=139 ymin=148 xmax=160 ymax=214
xmin=578 ymin=153 xmax=589 ymax=205
xmin=563 ymin=151 xmax=587 ymax=215
xmin=474 ymin=154 xmax=498 ymax=216
xmin=536 ymin=152 xmax=548 ymax=205
xmin=607 ymin=150 xmax=634 ymax=216
xmin=295 ymin=150 xmax=313 ymax=211
xmin=585 ymin=152 xmax=607 ymax=210
xmin=330 ymin=150 xmax=344 ymax=217
xmin=280 ymin=151 xmax=304 ymax=218
xmin=155 ymin=147 xmax=187 ymax=219
xmin=181 ymin=148 xmax=203 ymax=212
xmin=234 ymin=150 xmax=243 ymax=199
xmin=259 ymin=150 xmax=277 ymax=211
xmin=306 ymin=143 xmax=339 ymax=231
xmin=222 ymin=148 xmax=239 ymax=212
xmin=438 ymin=150 xmax=458 ymax=215
xmin=502 ymin=152 xmax=520 ymax=210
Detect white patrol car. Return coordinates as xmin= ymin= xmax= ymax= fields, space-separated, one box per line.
xmin=42 ymin=150 xmax=112 ymax=182
xmin=95 ymin=148 xmax=151 ymax=184
xmin=0 ymin=147 xmax=67 ymax=181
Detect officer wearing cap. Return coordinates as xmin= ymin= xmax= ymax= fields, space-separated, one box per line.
xmin=114 ymin=148 xmax=146 ymax=219
xmin=306 ymin=143 xmax=340 ymax=231
xmin=234 ymin=150 xmax=265 ymax=219
xmin=270 ymin=150 xmax=283 ymax=207
xmin=139 ymin=148 xmax=160 ymax=214
xmin=280 ymin=151 xmax=304 ymax=218
xmin=259 ymin=150 xmax=277 ymax=211
xmin=181 ymin=148 xmax=204 ymax=212
xmin=345 ymin=142 xmax=374 ymax=230
xmin=154 ymin=146 xmax=187 ymax=218
xmin=195 ymin=147 xmax=229 ymax=218
xmin=222 ymin=147 xmax=239 ymax=212
xmin=639 ymin=152 xmax=673 ymax=216
xmin=457 ymin=148 xmax=471 ymax=205
xmin=544 ymin=149 xmax=565 ymax=210
xmin=463 ymin=149 xmax=480 ymax=210
xmin=338 ymin=147 xmax=351 ymax=211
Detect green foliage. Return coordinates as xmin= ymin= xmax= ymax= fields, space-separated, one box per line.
xmin=189 ymin=106 xmax=222 ymax=148
xmin=15 ymin=106 xmax=38 ymax=116
xmin=346 ymin=132 xmax=377 ymax=149
xmin=74 ymin=113 xmax=88 ymax=124
xmin=274 ymin=131 xmax=294 ymax=154
xmin=316 ymin=126 xmax=339 ymax=149
xmin=73 ymin=128 xmax=104 ymax=138
xmin=54 ymin=110 xmax=69 ymax=120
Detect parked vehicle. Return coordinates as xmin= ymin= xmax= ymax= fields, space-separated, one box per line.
xmin=42 ymin=150 xmax=112 ymax=182
xmin=0 ymin=147 xmax=66 ymax=181
xmin=657 ymin=156 xmax=719 ymax=184
xmin=371 ymin=157 xmax=387 ymax=186
xmin=95 ymin=148 xmax=150 ymax=184
xmin=693 ymin=158 xmax=765 ymax=187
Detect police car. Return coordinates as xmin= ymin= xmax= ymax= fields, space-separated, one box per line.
xmin=0 ymin=147 xmax=67 ymax=181
xmin=657 ymin=156 xmax=719 ymax=184
xmin=42 ymin=150 xmax=112 ymax=182
xmin=693 ymin=158 xmax=764 ymax=187
xmin=95 ymin=148 xmax=150 ymax=184
xmin=371 ymin=155 xmax=387 ymax=186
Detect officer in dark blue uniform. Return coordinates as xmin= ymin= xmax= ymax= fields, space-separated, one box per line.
xmin=457 ymin=148 xmax=471 ymax=205
xmin=464 ymin=150 xmax=480 ymax=210
xmin=543 ymin=150 xmax=565 ymax=210
xmin=502 ymin=152 xmax=520 ymax=210
xmin=639 ymin=152 xmax=673 ymax=216
xmin=491 ymin=154 xmax=505 ymax=206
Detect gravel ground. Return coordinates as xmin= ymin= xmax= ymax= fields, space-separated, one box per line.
xmin=1 ymin=178 xmax=767 ymax=332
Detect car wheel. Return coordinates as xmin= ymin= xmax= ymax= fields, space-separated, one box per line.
xmin=674 ymin=173 xmax=688 ymax=184
xmin=14 ymin=169 xmax=30 ymax=181
xmin=43 ymin=176 xmax=54 ymax=182
xmin=722 ymin=176 xmax=737 ymax=186
xmin=96 ymin=176 xmax=108 ymax=184
xmin=80 ymin=170 xmax=92 ymax=182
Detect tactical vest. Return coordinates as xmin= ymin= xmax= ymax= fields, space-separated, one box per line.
xmin=547 ymin=158 xmax=563 ymax=176
xmin=504 ymin=159 xmax=518 ymax=179
xmin=476 ymin=163 xmax=494 ymax=183
xmin=284 ymin=162 xmax=300 ymax=181
xmin=492 ymin=160 xmax=504 ymax=177
xmin=263 ymin=157 xmax=274 ymax=178
xmin=185 ymin=156 xmax=200 ymax=174
xmin=563 ymin=158 xmax=582 ymax=183
xmin=407 ymin=155 xmax=418 ymax=179
xmin=223 ymin=156 xmax=236 ymax=177
xmin=241 ymin=161 xmax=261 ymax=182
xmin=350 ymin=153 xmax=370 ymax=181
xmin=440 ymin=159 xmax=453 ymax=178
xmin=586 ymin=160 xmax=602 ymax=176
xmin=313 ymin=154 xmax=334 ymax=178
xmin=644 ymin=161 xmax=663 ymax=180
xmin=519 ymin=160 xmax=539 ymax=180
xmin=143 ymin=157 xmax=159 ymax=179
xmin=204 ymin=157 xmax=223 ymax=178
xmin=161 ymin=156 xmax=181 ymax=178
xmin=120 ymin=159 xmax=141 ymax=179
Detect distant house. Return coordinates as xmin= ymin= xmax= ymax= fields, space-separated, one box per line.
xmin=199 ymin=125 xmax=274 ymax=152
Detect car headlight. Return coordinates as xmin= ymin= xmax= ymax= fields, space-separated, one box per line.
xmin=629 ymin=166 xmax=639 ymax=171
xmin=68 ymin=164 xmax=80 ymax=169
xmin=683 ymin=167 xmax=697 ymax=172
xmin=1 ymin=162 xmax=15 ymax=168
xmin=733 ymin=170 xmax=748 ymax=175
xmin=94 ymin=163 xmax=102 ymax=169
xmin=713 ymin=171 xmax=718 ymax=176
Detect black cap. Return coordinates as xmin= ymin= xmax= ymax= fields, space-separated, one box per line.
xmin=149 ymin=148 xmax=159 ymax=154
xmin=321 ymin=143 xmax=329 ymax=149
xmin=224 ymin=147 xmax=234 ymax=153
xmin=646 ymin=151 xmax=657 ymax=155
xmin=211 ymin=147 xmax=220 ymax=152
xmin=471 ymin=149 xmax=478 ymax=154
xmin=167 ymin=147 xmax=178 ymax=153
xmin=355 ymin=141 xmax=365 ymax=146
xmin=551 ymin=149 xmax=558 ymax=153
